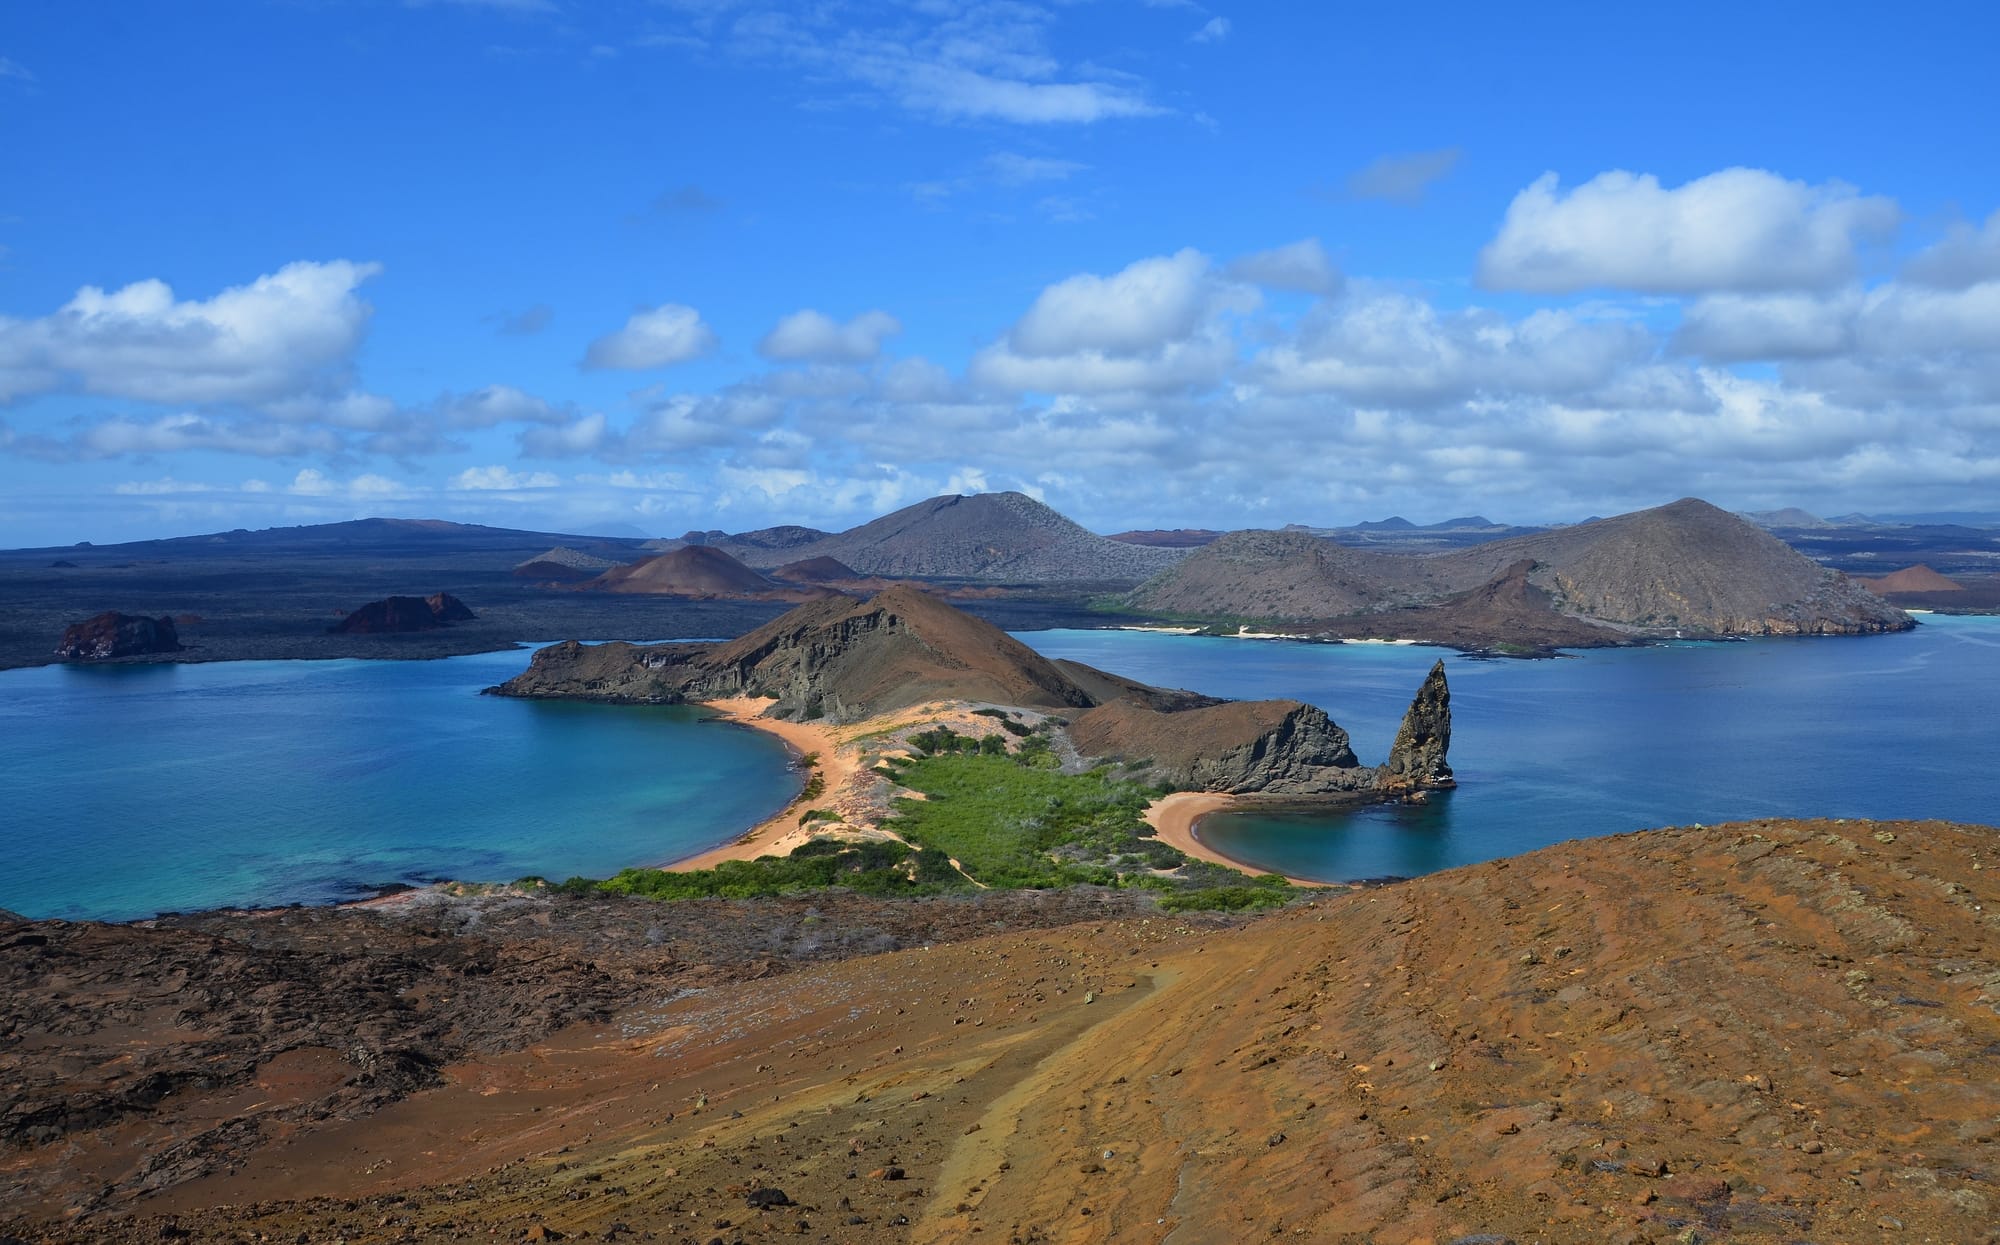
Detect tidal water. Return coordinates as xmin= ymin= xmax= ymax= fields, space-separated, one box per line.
xmin=0 ymin=648 xmax=798 ymax=921
xmin=1020 ymin=616 xmax=2000 ymax=884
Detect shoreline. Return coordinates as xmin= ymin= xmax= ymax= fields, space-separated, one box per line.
xmin=663 ymin=697 xmax=859 ymax=872
xmin=1143 ymin=792 xmax=1338 ymax=888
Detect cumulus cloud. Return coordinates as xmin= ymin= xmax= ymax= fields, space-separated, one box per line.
xmin=1903 ymin=210 xmax=2000 ymax=289
xmin=582 ymin=303 xmax=717 ymax=370
xmin=56 ymin=414 xmax=345 ymax=461
xmin=970 ymin=249 xmax=1252 ymax=396
xmin=440 ymin=384 xmax=569 ymax=427
xmin=1675 ymin=292 xmax=1860 ymax=360
xmin=758 ymin=309 xmax=902 ymax=363
xmin=0 ymin=260 xmax=381 ymax=405
xmin=1226 ymin=238 xmax=1341 ymax=296
xmin=1346 ymin=147 xmax=1461 ymax=204
xmin=288 ymin=468 xmax=409 ymax=498
xmin=1004 ymin=249 xmax=1218 ymax=357
xmin=449 ymin=464 xmax=560 ymax=490
xmin=1478 ymin=168 xmax=1898 ymax=294
xmin=1251 ymin=288 xmax=1655 ymax=407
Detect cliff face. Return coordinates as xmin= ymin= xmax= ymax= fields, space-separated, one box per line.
xmin=1377 ymin=659 xmax=1453 ymax=792
xmin=54 ymin=612 xmax=182 ymax=660
xmin=1068 ymin=698 xmax=1371 ymax=795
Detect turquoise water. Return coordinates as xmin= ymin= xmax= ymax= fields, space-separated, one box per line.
xmin=0 ymin=647 xmax=799 ymax=921
xmin=6 ymin=620 xmax=1995 ymax=920
xmin=1020 ymin=617 xmax=2000 ymax=883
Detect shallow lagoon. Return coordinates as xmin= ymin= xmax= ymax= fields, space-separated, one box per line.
xmin=0 ymin=647 xmax=797 ymax=921
xmin=1021 ymin=616 xmax=2000 ymax=883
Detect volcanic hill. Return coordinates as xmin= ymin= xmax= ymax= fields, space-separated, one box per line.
xmin=331 ymin=592 xmax=475 ymax=634
xmin=582 ymin=544 xmax=828 ymax=602
xmin=691 ymin=491 xmax=1187 ymax=582
xmin=1132 ymin=497 xmax=1911 ymax=641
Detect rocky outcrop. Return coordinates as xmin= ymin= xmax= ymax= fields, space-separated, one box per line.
xmin=1377 ymin=659 xmax=1453 ymax=793
xmin=493 ymin=587 xmax=1103 ymax=722
xmin=332 ymin=593 xmax=475 ymax=634
xmin=1069 ymin=698 xmax=1371 ymax=795
xmin=54 ymin=612 xmax=183 ymax=660
xmin=513 ymin=547 xmax=621 ymax=581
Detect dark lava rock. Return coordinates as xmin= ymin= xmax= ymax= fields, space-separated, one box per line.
xmin=1377 ymin=659 xmax=1454 ymax=793
xmin=331 ymin=592 xmax=475 ymax=634
xmin=744 ymin=1187 xmax=792 ymax=1209
xmin=54 ymin=611 xmax=183 ymax=660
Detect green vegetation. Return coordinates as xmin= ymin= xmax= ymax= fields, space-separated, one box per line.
xmin=527 ymin=737 xmax=1295 ymax=912
xmin=597 ymin=837 xmax=962 ymax=900
xmin=881 ymin=753 xmax=1160 ymax=888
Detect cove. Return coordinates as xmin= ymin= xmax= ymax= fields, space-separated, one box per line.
xmin=0 ymin=647 xmax=799 ymax=922
xmin=1020 ymin=616 xmax=2000 ymax=884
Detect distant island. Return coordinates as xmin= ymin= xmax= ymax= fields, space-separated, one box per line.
xmin=4 ymin=491 xmax=1962 ymax=671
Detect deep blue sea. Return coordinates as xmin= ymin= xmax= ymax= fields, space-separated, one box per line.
xmin=1023 ymin=615 xmax=2000 ymax=883
xmin=3 ymin=618 xmax=1995 ymax=920
xmin=0 ymin=647 xmax=798 ymax=921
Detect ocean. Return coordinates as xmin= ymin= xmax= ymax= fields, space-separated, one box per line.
xmin=1023 ymin=615 xmax=2000 ymax=883
xmin=4 ymin=617 xmax=1994 ymax=920
xmin=0 ymin=647 xmax=798 ymax=921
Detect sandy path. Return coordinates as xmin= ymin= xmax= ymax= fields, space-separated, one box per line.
xmin=1143 ymin=790 xmax=1335 ymax=887
xmin=662 ymin=696 xmax=857 ymax=871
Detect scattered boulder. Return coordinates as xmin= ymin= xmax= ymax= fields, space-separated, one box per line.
xmin=331 ymin=593 xmax=476 ymax=634
xmin=54 ymin=611 xmax=183 ymax=660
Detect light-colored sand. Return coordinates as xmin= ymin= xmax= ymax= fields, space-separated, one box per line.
xmin=664 ymin=697 xmax=858 ymax=871
xmin=1144 ymin=790 xmax=1336 ymax=887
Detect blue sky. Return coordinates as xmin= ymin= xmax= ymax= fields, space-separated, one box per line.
xmin=4 ymin=1 xmax=1998 ymax=546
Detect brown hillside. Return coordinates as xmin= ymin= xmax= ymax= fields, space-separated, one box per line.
xmin=1132 ymin=498 xmax=1912 ymax=640
xmin=1322 ymin=559 xmax=1631 ymax=653
xmin=1128 ymin=528 xmax=1445 ymax=620
xmin=1856 ymin=563 xmax=1965 ymax=593
xmin=699 ymin=584 xmax=1102 ymax=720
xmin=771 ymin=555 xmax=864 ymax=583
xmin=585 ymin=544 xmax=780 ymax=595
xmin=26 ymin=818 xmax=1997 ymax=1243
xmin=1436 ymin=498 xmax=1911 ymax=635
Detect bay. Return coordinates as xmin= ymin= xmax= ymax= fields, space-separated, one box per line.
xmin=1020 ymin=616 xmax=2000 ymax=883
xmin=0 ymin=647 xmax=799 ymax=922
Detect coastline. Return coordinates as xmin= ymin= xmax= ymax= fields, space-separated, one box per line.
xmin=1143 ymin=791 xmax=1338 ymax=888
xmin=664 ymin=697 xmax=858 ymax=872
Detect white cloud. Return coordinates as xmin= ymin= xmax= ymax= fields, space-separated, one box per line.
xmin=712 ymin=7 xmax=1162 ymax=125
xmin=289 ymin=468 xmax=409 ymax=498
xmin=1226 ymin=238 xmax=1341 ymax=296
xmin=1189 ymin=17 xmax=1231 ymax=43
xmin=1251 ymin=288 xmax=1654 ymax=407
xmin=441 ymin=383 xmax=569 ymax=427
xmin=582 ymin=303 xmax=717 ymax=370
xmin=1676 ymin=291 xmax=1860 ymax=360
xmin=64 ymin=414 xmax=345 ymax=461
xmin=450 ymin=464 xmax=560 ymax=490
xmin=1004 ymin=249 xmax=1217 ymax=357
xmin=1479 ymin=168 xmax=1898 ymax=294
xmin=983 ymin=152 xmax=1086 ymax=185
xmin=1903 ymin=210 xmax=2000 ymax=289
xmin=757 ymin=309 xmax=902 ymax=363
xmin=113 ymin=477 xmax=216 ymax=496
xmin=0 ymin=260 xmax=381 ymax=404
xmin=0 ymin=57 xmax=34 ymax=84
xmin=521 ymin=411 xmax=612 ymax=457
xmin=1346 ymin=147 xmax=1462 ymax=205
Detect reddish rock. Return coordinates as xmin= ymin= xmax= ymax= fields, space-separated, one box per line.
xmin=54 ymin=611 xmax=183 ymax=660
xmin=331 ymin=592 xmax=476 ymax=634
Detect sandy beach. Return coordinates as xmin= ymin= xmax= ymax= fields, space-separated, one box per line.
xmin=1143 ymin=791 xmax=1337 ymax=887
xmin=664 ymin=696 xmax=858 ymax=872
